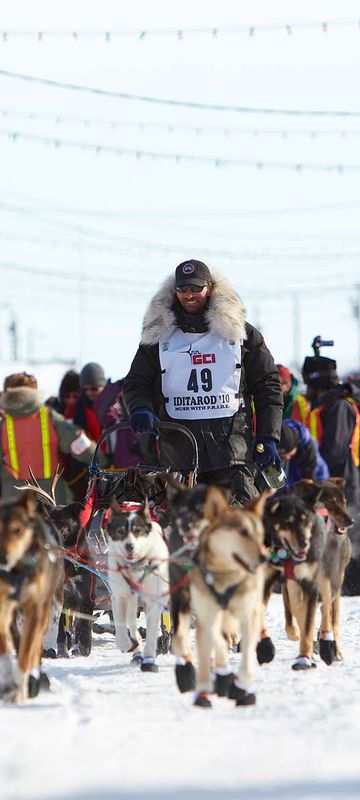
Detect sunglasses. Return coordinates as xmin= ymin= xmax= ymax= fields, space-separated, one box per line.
xmin=176 ymin=284 xmax=206 ymax=294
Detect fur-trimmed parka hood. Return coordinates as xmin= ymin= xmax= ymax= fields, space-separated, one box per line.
xmin=140 ymin=268 xmax=247 ymax=345
xmin=0 ymin=387 xmax=42 ymax=417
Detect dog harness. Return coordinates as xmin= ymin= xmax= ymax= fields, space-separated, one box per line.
xmin=194 ymin=554 xmax=256 ymax=610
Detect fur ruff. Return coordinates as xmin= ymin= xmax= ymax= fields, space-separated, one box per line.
xmin=140 ymin=269 xmax=247 ymax=346
xmin=0 ymin=387 xmax=42 ymax=417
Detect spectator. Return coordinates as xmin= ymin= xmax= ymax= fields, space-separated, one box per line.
xmin=93 ymin=378 xmax=145 ymax=469
xmin=277 ymin=364 xmax=310 ymax=424
xmin=302 ymin=355 xmax=360 ymax=506
xmin=46 ymin=369 xmax=80 ymax=422
xmin=0 ymin=371 xmax=102 ymax=503
xmin=278 ymin=419 xmax=329 ymax=488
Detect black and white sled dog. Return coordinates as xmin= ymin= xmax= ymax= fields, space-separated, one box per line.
xmin=106 ymin=498 xmax=169 ymax=672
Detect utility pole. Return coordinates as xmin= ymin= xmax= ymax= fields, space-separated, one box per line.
xmin=8 ymin=317 xmax=18 ymax=361
xmin=292 ymin=292 xmax=301 ymax=370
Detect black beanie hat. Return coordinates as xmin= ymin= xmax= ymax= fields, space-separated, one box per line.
xmin=279 ymin=423 xmax=300 ymax=454
xmin=59 ymin=370 xmax=80 ymax=398
xmin=302 ymin=356 xmax=339 ymax=389
xmin=80 ymin=362 xmax=106 ymax=388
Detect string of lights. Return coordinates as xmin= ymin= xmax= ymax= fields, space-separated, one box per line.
xmin=2 ymin=127 xmax=360 ymax=172
xmin=0 ymin=18 xmax=359 ymax=41
xmin=1 ymin=69 xmax=360 ymax=117
xmin=2 ymin=107 xmax=360 ymax=139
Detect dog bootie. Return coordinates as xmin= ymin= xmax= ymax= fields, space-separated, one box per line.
xmin=130 ymin=651 xmax=144 ymax=665
xmin=141 ymin=657 xmax=159 ymax=673
xmin=42 ymin=648 xmax=57 ymax=659
xmin=229 ymin=680 xmax=256 ymax=706
xmin=292 ymin=655 xmax=317 ymax=670
xmin=175 ymin=661 xmax=196 ymax=693
xmin=319 ymin=639 xmax=336 ymax=666
xmin=256 ymin=636 xmax=276 ymax=665
xmin=214 ymin=672 xmax=234 ymax=697
xmin=194 ymin=692 xmax=212 ymax=708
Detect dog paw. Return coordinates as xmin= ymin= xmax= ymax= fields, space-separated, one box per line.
xmin=292 ymin=655 xmax=316 ymax=670
xmin=0 ymin=682 xmax=18 ymax=703
xmin=42 ymin=648 xmax=57 ymax=659
xmin=175 ymin=662 xmax=196 ymax=693
xmin=214 ymin=672 xmax=234 ymax=697
xmin=57 ymin=642 xmax=70 ymax=659
xmin=194 ymin=693 xmax=212 ymax=708
xmin=256 ymin=636 xmax=276 ymax=665
xmin=157 ymin=631 xmax=171 ymax=655
xmin=229 ymin=681 xmax=256 ymax=705
xmin=130 ymin=652 xmax=144 ymax=665
xmin=319 ymin=639 xmax=336 ymax=666
xmin=334 ymin=642 xmax=343 ymax=661
xmin=115 ymin=634 xmax=132 ymax=652
xmin=141 ymin=658 xmax=159 ymax=673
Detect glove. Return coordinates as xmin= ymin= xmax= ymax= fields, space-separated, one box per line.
xmin=129 ymin=408 xmax=158 ymax=434
xmin=253 ymin=436 xmax=282 ymax=471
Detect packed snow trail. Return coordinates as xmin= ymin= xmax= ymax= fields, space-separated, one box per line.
xmin=1 ymin=596 xmax=360 ymax=800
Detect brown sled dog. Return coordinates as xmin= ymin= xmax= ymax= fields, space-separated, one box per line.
xmin=0 ymin=491 xmax=62 ymax=703
xmin=261 ymin=478 xmax=353 ymax=670
xmin=190 ymin=487 xmax=268 ymax=708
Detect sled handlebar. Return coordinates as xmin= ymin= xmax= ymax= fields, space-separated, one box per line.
xmin=90 ymin=420 xmax=199 ymax=473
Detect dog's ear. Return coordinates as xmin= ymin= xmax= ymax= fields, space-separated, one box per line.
xmin=65 ymin=502 xmax=84 ymax=521
xmin=141 ymin=496 xmax=152 ymax=521
xmin=247 ymin=490 xmax=273 ymax=518
xmin=327 ymin=477 xmax=346 ymax=489
xmin=165 ymin=473 xmax=186 ymax=501
xmin=293 ymin=479 xmax=322 ymax=505
xmin=17 ymin=489 xmax=37 ymax=517
xmin=110 ymin=496 xmax=122 ymax=514
xmin=204 ymin=486 xmax=229 ymax=524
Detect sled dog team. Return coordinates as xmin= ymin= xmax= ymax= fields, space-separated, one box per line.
xmin=0 ymin=475 xmax=353 ymax=704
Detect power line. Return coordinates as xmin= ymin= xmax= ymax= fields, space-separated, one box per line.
xmin=0 ymin=18 xmax=359 ymax=40
xmin=1 ymin=69 xmax=360 ymax=117
xmin=3 ymin=107 xmax=360 ymax=139
xmin=3 ymin=127 xmax=360 ymax=172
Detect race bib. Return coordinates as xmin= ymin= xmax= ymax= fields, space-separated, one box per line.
xmin=159 ymin=330 xmax=242 ymax=420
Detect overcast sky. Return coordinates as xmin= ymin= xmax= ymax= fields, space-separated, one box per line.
xmin=1 ymin=0 xmax=360 ymax=392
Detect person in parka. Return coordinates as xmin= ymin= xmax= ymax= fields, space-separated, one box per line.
xmin=123 ymin=260 xmax=283 ymax=503
xmin=0 ymin=371 xmax=104 ymax=504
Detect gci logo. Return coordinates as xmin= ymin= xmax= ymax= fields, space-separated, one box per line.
xmin=191 ymin=353 xmax=216 ymax=365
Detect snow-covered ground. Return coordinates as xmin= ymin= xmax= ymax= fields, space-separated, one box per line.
xmin=1 ymin=595 xmax=360 ymax=800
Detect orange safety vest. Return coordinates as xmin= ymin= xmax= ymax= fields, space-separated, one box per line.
xmin=290 ymin=395 xmax=310 ymax=425
xmin=2 ymin=406 xmax=59 ymax=480
xmin=309 ymin=397 xmax=360 ymax=468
